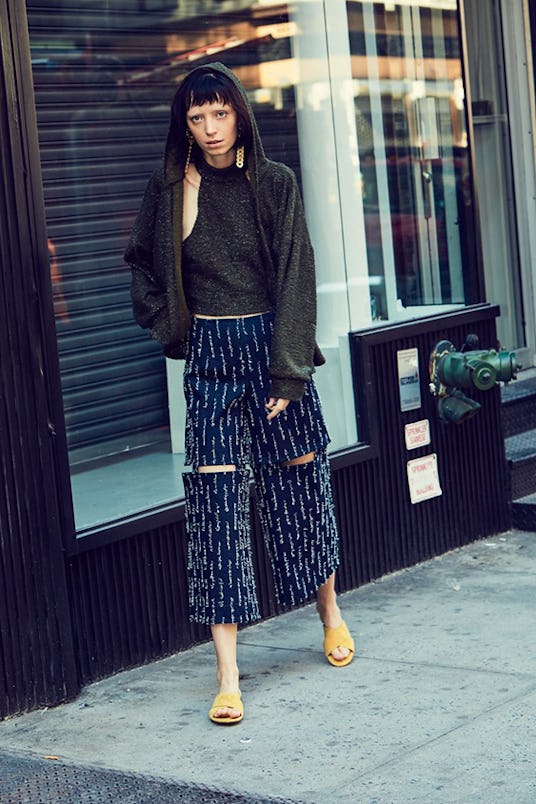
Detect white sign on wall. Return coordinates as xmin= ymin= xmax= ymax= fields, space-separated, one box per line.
xmin=404 ymin=419 xmax=431 ymax=451
xmin=397 ymin=348 xmax=421 ymax=412
xmin=407 ymin=453 xmax=442 ymax=504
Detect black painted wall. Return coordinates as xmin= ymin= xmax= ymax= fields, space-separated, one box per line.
xmin=0 ymin=1 xmax=79 ymax=718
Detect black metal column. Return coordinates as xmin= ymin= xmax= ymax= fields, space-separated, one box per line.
xmin=0 ymin=1 xmax=79 ymax=718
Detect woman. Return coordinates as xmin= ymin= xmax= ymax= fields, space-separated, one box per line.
xmin=125 ymin=63 xmax=354 ymax=725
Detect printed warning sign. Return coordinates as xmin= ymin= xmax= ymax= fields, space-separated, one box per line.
xmin=397 ymin=348 xmax=421 ymax=412
xmin=407 ymin=453 xmax=442 ymax=504
xmin=404 ymin=419 xmax=431 ymax=450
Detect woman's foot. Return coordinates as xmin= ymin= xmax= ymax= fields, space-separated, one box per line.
xmin=321 ymin=619 xmax=354 ymax=667
xmin=210 ymin=623 xmax=242 ymax=722
xmin=316 ymin=574 xmax=353 ymax=663
xmin=210 ymin=669 xmax=242 ymax=722
xmin=316 ymin=602 xmax=352 ymax=662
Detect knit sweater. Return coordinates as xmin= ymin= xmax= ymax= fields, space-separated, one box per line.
xmin=124 ymin=62 xmax=325 ymax=401
xmin=182 ymin=158 xmax=272 ymax=316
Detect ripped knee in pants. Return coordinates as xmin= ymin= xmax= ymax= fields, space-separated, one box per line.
xmin=197 ymin=465 xmax=237 ymax=473
xmin=280 ymin=451 xmax=315 ymax=468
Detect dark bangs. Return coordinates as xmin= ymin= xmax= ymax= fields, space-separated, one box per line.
xmin=185 ymin=72 xmax=235 ymax=110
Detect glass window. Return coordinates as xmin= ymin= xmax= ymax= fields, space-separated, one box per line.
xmin=27 ymin=0 xmax=356 ymax=532
xmin=27 ymin=0 xmax=476 ymax=532
xmin=464 ymin=0 xmax=526 ymax=352
xmin=344 ymin=0 xmax=477 ymax=322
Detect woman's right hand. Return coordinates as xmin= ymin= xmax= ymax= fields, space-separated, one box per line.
xmin=265 ymin=397 xmax=290 ymax=421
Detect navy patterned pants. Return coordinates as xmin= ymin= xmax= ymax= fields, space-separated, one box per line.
xmin=182 ymin=312 xmax=340 ymax=625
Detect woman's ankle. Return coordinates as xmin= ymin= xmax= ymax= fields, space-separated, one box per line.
xmin=316 ymin=598 xmax=342 ymax=629
xmin=216 ymin=665 xmax=240 ymax=690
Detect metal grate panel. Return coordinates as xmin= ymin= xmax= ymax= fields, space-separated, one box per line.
xmin=0 ymin=750 xmax=300 ymax=804
xmin=501 ymin=377 xmax=536 ymax=437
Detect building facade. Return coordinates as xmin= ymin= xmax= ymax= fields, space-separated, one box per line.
xmin=1 ymin=0 xmax=535 ymax=717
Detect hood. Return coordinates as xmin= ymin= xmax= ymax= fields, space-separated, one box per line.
xmin=163 ymin=61 xmax=270 ymax=190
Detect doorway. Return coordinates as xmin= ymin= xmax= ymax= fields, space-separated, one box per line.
xmin=464 ymin=0 xmax=535 ymax=364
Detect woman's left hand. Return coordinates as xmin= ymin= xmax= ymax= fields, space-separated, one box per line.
xmin=265 ymin=397 xmax=290 ymax=421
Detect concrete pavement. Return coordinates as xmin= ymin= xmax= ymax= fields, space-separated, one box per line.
xmin=1 ymin=529 xmax=535 ymax=803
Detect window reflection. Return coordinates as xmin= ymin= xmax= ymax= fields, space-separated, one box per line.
xmin=28 ymin=1 xmax=303 ymax=474
xmin=26 ymin=0 xmax=475 ymax=529
xmin=27 ymin=1 xmax=312 ymax=528
xmin=347 ymin=0 xmax=473 ymax=320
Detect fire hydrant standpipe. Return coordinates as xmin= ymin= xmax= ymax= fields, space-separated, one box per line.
xmin=435 ymin=347 xmax=518 ymax=391
xmin=429 ymin=337 xmax=520 ymax=424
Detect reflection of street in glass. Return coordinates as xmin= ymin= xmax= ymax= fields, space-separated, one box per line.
xmin=27 ymin=1 xmax=477 ymax=495
xmin=48 ymin=238 xmax=68 ymax=322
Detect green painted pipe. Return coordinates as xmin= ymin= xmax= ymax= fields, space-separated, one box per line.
xmin=435 ymin=346 xmax=518 ymax=391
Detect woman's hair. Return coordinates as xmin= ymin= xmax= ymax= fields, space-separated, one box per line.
xmin=171 ymin=67 xmax=253 ymax=153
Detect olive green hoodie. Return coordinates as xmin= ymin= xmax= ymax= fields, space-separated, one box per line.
xmin=124 ymin=62 xmax=324 ymax=400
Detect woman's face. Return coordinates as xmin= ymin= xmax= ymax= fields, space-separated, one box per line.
xmin=186 ymin=100 xmax=238 ymax=168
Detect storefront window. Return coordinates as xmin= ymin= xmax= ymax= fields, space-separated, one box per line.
xmin=345 ymin=0 xmax=476 ymax=322
xmin=465 ymin=0 xmax=526 ymax=353
xmin=27 ymin=1 xmax=349 ymax=531
xmin=27 ymin=0 xmax=476 ymax=533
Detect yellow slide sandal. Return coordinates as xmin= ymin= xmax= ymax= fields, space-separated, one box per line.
xmin=323 ymin=620 xmax=355 ymax=667
xmin=208 ymin=692 xmax=244 ymax=725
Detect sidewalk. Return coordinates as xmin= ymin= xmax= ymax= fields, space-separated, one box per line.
xmin=1 ymin=529 xmax=535 ymax=803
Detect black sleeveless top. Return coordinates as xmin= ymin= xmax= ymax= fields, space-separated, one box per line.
xmin=182 ymin=158 xmax=272 ymax=316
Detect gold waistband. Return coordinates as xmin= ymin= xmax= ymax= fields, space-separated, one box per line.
xmin=193 ymin=310 xmax=271 ymax=320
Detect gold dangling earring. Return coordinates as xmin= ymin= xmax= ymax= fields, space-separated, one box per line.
xmin=184 ymin=131 xmax=193 ymax=176
xmin=235 ymin=145 xmax=245 ymax=169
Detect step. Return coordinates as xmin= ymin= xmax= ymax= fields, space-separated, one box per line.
xmin=505 ymin=428 xmax=536 ymax=500
xmin=512 ymin=493 xmax=536 ymax=531
xmin=501 ymin=374 xmax=536 ymax=438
